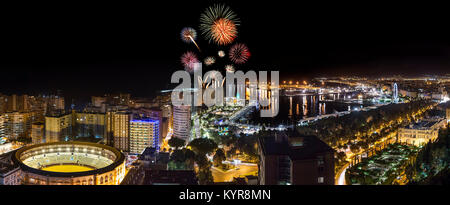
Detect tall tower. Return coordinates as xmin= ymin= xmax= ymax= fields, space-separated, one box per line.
xmin=112 ymin=111 xmax=131 ymax=152
xmin=173 ymin=105 xmax=191 ymax=141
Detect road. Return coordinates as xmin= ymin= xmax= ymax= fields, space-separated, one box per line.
xmin=211 ymin=164 xmax=258 ymax=182
xmin=336 ymin=163 xmax=350 ymax=185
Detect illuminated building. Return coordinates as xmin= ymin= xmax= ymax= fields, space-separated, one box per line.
xmin=4 ymin=112 xmax=31 ymax=139
xmin=398 ymin=118 xmax=446 ymax=146
xmin=45 ymin=95 xmax=65 ymax=113
xmin=106 ymin=111 xmax=114 ymax=147
xmin=0 ymin=95 xmax=6 ymax=113
xmin=173 ymin=105 xmax=191 ymax=141
xmin=11 ymin=142 xmax=125 ymax=185
xmin=131 ymin=108 xmax=163 ymax=144
xmin=446 ymin=108 xmax=450 ymax=122
xmin=0 ymin=115 xmax=4 ymax=138
xmin=112 ymin=111 xmax=131 ymax=152
xmin=28 ymin=96 xmax=46 ymax=123
xmin=31 ymin=122 xmax=44 ymax=144
xmin=104 ymin=105 xmax=129 ymax=147
xmin=130 ymin=119 xmax=159 ymax=154
xmin=130 ymin=100 xmax=154 ymax=109
xmin=399 ymin=89 xmax=418 ymax=98
xmin=0 ymin=143 xmax=13 ymax=155
xmin=258 ymin=130 xmax=335 ymax=185
xmin=160 ymin=105 xmax=172 ymax=147
xmin=138 ymin=147 xmax=170 ymax=170
xmin=45 ymin=113 xmax=72 ymax=143
xmin=91 ymin=96 xmax=107 ymax=107
xmin=0 ymin=152 xmax=21 ymax=185
xmin=6 ymin=95 xmax=30 ymax=112
xmin=109 ymin=93 xmax=131 ymax=106
xmin=74 ymin=112 xmax=106 ymax=139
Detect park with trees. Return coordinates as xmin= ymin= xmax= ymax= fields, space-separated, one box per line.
xmin=406 ymin=122 xmax=450 ymax=185
xmin=297 ymin=100 xmax=434 ymax=171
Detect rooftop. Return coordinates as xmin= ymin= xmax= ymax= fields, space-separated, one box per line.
xmin=259 ymin=130 xmax=334 ymax=161
xmin=405 ymin=118 xmax=444 ymax=130
xmin=143 ymin=170 xmax=198 ymax=185
xmin=131 ymin=119 xmax=159 ymax=124
xmin=0 ymin=152 xmax=19 ymax=176
xmin=138 ymin=148 xmax=169 ymax=164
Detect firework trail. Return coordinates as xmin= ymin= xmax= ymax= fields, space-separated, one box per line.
xmin=181 ymin=27 xmax=201 ymax=51
xmin=200 ymin=4 xmax=240 ymax=46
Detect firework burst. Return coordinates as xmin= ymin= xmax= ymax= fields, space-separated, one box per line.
xmin=225 ymin=64 xmax=235 ymax=73
xmin=200 ymin=4 xmax=240 ymax=46
xmin=229 ymin=43 xmax=250 ymax=64
xmin=204 ymin=56 xmax=216 ymax=66
xmin=181 ymin=27 xmax=201 ymax=51
xmin=218 ymin=50 xmax=225 ymax=58
xmin=181 ymin=51 xmax=199 ymax=73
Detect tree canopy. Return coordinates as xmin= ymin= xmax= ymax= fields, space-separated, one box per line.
xmin=188 ymin=138 xmax=218 ymax=155
xmin=168 ymin=137 xmax=186 ymax=150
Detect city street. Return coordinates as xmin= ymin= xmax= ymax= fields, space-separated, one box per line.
xmin=211 ymin=164 xmax=258 ymax=182
xmin=336 ymin=163 xmax=349 ymax=185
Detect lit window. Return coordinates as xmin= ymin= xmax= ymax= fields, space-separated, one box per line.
xmin=318 ymin=177 xmax=324 ymax=183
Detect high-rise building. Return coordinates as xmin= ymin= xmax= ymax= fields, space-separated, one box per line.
xmin=106 ymin=111 xmax=114 ymax=147
xmin=129 ymin=119 xmax=159 ymax=154
xmin=131 ymin=108 xmax=164 ymax=145
xmin=105 ymin=105 xmax=129 ymax=147
xmin=45 ymin=95 xmax=65 ymax=114
xmin=28 ymin=95 xmax=46 ymax=122
xmin=6 ymin=95 xmax=17 ymax=112
xmin=6 ymin=95 xmax=30 ymax=112
xmin=44 ymin=113 xmax=72 ymax=143
xmin=172 ymin=105 xmax=191 ymax=141
xmin=112 ymin=111 xmax=131 ymax=152
xmin=74 ymin=112 xmax=106 ymax=138
xmin=258 ymin=130 xmax=335 ymax=185
xmin=161 ymin=104 xmax=172 ymax=138
xmin=0 ymin=94 xmax=7 ymax=113
xmin=0 ymin=114 xmax=5 ymax=137
xmin=91 ymin=96 xmax=107 ymax=107
xmin=31 ymin=122 xmax=44 ymax=144
xmin=4 ymin=112 xmax=29 ymax=139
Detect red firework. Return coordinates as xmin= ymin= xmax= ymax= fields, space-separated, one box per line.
xmin=211 ymin=18 xmax=237 ymax=46
xmin=229 ymin=43 xmax=250 ymax=64
xmin=181 ymin=51 xmax=199 ymax=72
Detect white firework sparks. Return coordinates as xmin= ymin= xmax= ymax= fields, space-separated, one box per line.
xmin=204 ymin=56 xmax=216 ymax=66
xmin=225 ymin=64 xmax=235 ymax=72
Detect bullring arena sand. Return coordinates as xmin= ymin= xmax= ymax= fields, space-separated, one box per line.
xmin=41 ymin=165 xmax=94 ymax=173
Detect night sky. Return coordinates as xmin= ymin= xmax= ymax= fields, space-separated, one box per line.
xmin=1 ymin=1 xmax=449 ymax=100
